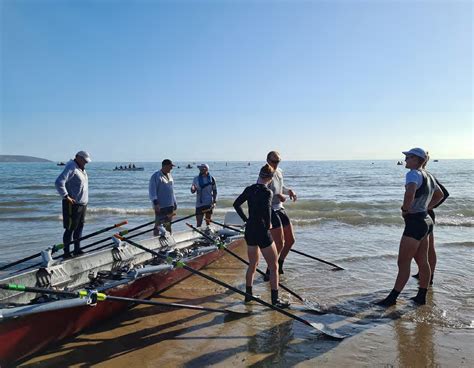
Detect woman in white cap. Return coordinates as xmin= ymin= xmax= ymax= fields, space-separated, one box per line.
xmin=55 ymin=151 xmax=91 ymax=257
xmin=412 ymin=152 xmax=449 ymax=285
xmin=377 ymin=148 xmax=444 ymax=306
xmin=233 ymin=164 xmax=290 ymax=308
xmin=191 ymin=164 xmax=217 ymax=227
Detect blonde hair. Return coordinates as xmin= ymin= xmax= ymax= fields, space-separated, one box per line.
xmin=259 ymin=164 xmax=275 ymax=179
xmin=422 ymin=151 xmax=430 ymax=169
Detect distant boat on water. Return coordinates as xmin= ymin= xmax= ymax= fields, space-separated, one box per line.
xmin=114 ymin=164 xmax=144 ymax=171
xmin=397 ymin=161 xmax=403 ymax=165
xmin=186 ymin=164 xmax=193 ymax=169
xmin=57 ymin=162 xmax=66 ymax=166
xmin=434 ymin=159 xmax=439 ymax=162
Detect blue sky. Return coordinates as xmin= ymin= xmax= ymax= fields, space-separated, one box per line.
xmin=1 ymin=0 xmax=472 ymax=161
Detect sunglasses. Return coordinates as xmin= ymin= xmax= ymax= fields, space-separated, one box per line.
xmin=269 ymin=158 xmax=281 ymax=164
xmin=405 ymin=155 xmax=416 ymax=159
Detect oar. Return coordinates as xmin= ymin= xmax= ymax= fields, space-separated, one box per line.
xmin=209 ymin=220 xmax=345 ymax=271
xmin=115 ymin=234 xmax=346 ymax=339
xmin=289 ymin=249 xmax=344 ymax=271
xmin=77 ymin=210 xmax=212 ymax=255
xmin=0 ymin=284 xmax=250 ymax=316
xmin=0 ymin=221 xmax=128 ymax=271
xmin=186 ymin=223 xmax=323 ymax=314
xmin=13 ymin=211 xmax=208 ymax=273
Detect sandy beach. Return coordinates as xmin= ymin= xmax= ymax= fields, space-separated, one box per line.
xmin=17 ymin=242 xmax=473 ymax=368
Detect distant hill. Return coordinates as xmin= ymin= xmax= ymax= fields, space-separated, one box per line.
xmin=0 ymin=155 xmax=52 ymax=163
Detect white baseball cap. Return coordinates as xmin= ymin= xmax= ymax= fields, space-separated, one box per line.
xmin=402 ymin=148 xmax=427 ymax=160
xmin=76 ymin=151 xmax=92 ymax=163
xmin=197 ymin=163 xmax=209 ymax=170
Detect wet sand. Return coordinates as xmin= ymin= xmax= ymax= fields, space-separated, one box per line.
xmin=18 ymin=244 xmax=473 ymax=368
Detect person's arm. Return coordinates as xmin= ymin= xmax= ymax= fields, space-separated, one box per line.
xmin=55 ymin=165 xmax=74 ymax=203
xmin=233 ymin=188 xmax=249 ymax=223
xmin=433 ymin=178 xmax=449 ymax=209
xmin=281 ymin=174 xmax=297 ymax=201
xmin=401 ymin=183 xmax=417 ymax=215
xmin=428 ymin=188 xmax=444 ymax=211
xmin=263 ymin=191 xmax=272 ymax=230
xmin=191 ymin=177 xmax=197 ymax=194
xmin=149 ymin=174 xmax=160 ymax=212
xmin=212 ymin=178 xmax=217 ymax=204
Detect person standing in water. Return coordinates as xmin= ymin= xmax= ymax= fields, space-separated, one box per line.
xmin=377 ymin=148 xmax=444 ymax=306
xmin=413 ymin=152 xmax=449 ymax=284
xmin=149 ymin=159 xmax=177 ymax=235
xmin=55 ymin=151 xmax=91 ymax=258
xmin=191 ymin=164 xmax=217 ymax=227
xmin=233 ymin=164 xmax=290 ymax=308
xmin=263 ymin=151 xmax=297 ymax=280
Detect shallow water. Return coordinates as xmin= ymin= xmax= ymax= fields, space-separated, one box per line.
xmin=1 ymin=160 xmax=473 ymax=366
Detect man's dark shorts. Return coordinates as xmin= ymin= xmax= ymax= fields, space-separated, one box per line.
xmin=271 ymin=208 xmax=291 ymax=229
xmin=196 ymin=204 xmax=213 ymax=215
xmin=155 ymin=206 xmax=175 ymax=224
xmin=62 ymin=200 xmax=87 ymax=230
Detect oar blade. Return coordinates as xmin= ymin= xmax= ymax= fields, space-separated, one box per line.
xmin=290 ymin=300 xmax=325 ymax=315
xmin=309 ymin=322 xmax=347 ymax=340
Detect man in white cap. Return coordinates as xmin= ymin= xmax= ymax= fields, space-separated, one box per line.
xmin=191 ymin=163 xmax=217 ymax=227
xmin=55 ymin=151 xmax=91 ymax=257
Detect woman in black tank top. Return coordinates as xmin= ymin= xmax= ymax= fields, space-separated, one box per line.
xmin=233 ymin=164 xmax=290 ymax=308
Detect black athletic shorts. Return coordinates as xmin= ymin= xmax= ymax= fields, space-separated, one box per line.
xmin=403 ymin=212 xmax=433 ymax=241
xmin=245 ymin=223 xmax=273 ymax=249
xmin=196 ymin=204 xmax=213 ymax=215
xmin=271 ymin=208 xmax=291 ymax=229
xmin=62 ymin=200 xmax=87 ymax=231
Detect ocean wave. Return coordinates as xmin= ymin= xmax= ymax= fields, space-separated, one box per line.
xmin=87 ymin=207 xmax=154 ymax=215
xmin=15 ymin=184 xmax=53 ymax=190
xmin=0 ymin=215 xmax=62 ymax=222
xmin=442 ymin=241 xmax=474 ymax=248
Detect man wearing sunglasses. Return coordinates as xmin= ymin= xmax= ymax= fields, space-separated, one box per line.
xmin=263 ymin=151 xmax=297 ymax=280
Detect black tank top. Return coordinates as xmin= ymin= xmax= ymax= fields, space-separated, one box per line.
xmin=233 ymin=184 xmax=273 ymax=229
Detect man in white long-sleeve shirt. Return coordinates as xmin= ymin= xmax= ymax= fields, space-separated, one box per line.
xmin=55 ymin=151 xmax=91 ymax=258
xmin=264 ymin=151 xmax=297 ymax=280
xmin=149 ymin=159 xmax=177 ymax=235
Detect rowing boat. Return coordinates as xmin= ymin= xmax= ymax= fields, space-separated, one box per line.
xmin=0 ymin=225 xmax=244 ymax=365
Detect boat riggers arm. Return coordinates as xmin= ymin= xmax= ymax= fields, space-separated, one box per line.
xmin=114 ymin=234 xmax=346 ymax=339
xmin=0 ymin=284 xmax=250 ymax=317
xmin=0 ymin=220 xmax=128 ymax=271
xmin=186 ymin=223 xmax=323 ymax=314
xmin=13 ymin=211 xmax=210 ymax=273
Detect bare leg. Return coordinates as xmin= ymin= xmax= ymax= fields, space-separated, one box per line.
xmin=246 ymin=246 xmax=260 ymax=288
xmin=279 ymin=223 xmax=296 ymax=261
xmin=261 ymin=243 xmax=279 ymax=290
xmin=427 ymin=232 xmax=436 ymax=277
xmin=394 ymin=236 xmax=421 ymax=291
xmin=414 ymin=236 xmax=431 ymax=289
xmin=270 ymin=227 xmax=284 ymax=255
xmin=205 ymin=212 xmax=212 ymax=226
